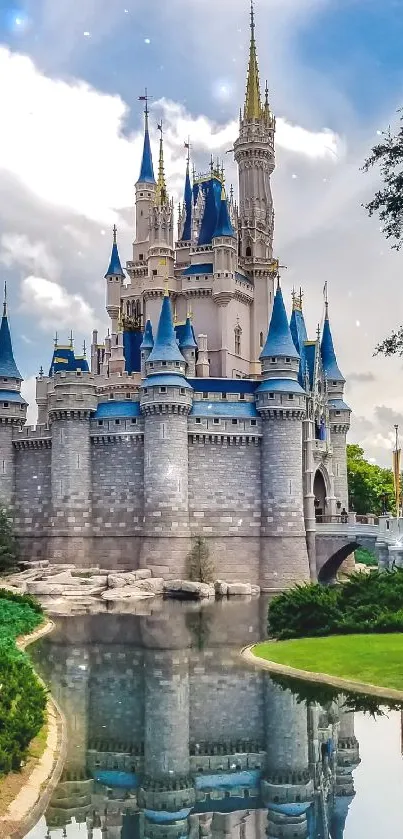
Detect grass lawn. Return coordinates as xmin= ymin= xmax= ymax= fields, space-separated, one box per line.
xmin=253 ymin=634 xmax=403 ymax=693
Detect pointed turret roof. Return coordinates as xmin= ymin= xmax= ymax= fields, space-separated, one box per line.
xmin=321 ymin=303 xmax=345 ymax=382
xmin=0 ymin=285 xmax=22 ymax=380
xmin=213 ymin=188 xmax=235 ymax=238
xmin=180 ymin=159 xmax=192 ymax=242
xmin=155 ymin=122 xmax=168 ymax=206
xmin=180 ymin=316 xmax=197 ymax=350
xmin=137 ymin=107 xmax=156 ymax=185
xmin=141 ymin=319 xmax=154 ymax=350
xmin=105 ymin=225 xmax=125 ymax=278
xmin=147 ymin=292 xmax=185 ymax=364
xmin=244 ymin=0 xmax=263 ymax=121
xmin=260 ymin=283 xmax=299 ymax=360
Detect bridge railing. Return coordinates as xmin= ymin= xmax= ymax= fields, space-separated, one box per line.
xmin=316 ymin=513 xmax=379 ymax=526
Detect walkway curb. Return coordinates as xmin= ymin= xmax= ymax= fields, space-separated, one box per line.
xmin=240 ymin=644 xmax=403 ymax=701
xmin=0 ymin=619 xmax=67 ymax=839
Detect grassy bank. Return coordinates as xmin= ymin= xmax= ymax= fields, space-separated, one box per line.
xmin=253 ymin=634 xmax=403 ymax=693
xmin=0 ymin=590 xmax=47 ymax=779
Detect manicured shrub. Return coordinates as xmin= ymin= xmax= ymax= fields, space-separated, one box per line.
xmin=268 ymin=568 xmax=403 ymax=639
xmin=0 ymin=591 xmax=46 ymax=776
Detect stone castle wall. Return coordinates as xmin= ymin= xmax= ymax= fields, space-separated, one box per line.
xmin=10 ymin=416 xmax=326 ymax=586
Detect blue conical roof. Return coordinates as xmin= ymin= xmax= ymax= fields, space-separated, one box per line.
xmin=180 ymin=164 xmax=192 ymax=242
xmin=137 ymin=115 xmax=155 ymax=185
xmin=214 ymin=192 xmax=235 ymax=238
xmin=105 ymin=227 xmax=125 ymax=278
xmin=260 ymin=285 xmax=300 ymax=360
xmin=148 ymin=295 xmax=185 ymax=364
xmin=0 ymin=306 xmax=22 ymax=379
xmin=180 ymin=317 xmax=197 ymax=349
xmin=321 ymin=308 xmax=344 ymax=381
xmin=290 ymin=302 xmax=308 ymax=387
xmin=141 ymin=319 xmax=154 ymax=350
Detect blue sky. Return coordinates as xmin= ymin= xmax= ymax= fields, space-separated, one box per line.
xmin=0 ymin=0 xmax=403 ymax=462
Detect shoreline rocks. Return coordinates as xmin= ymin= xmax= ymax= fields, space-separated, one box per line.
xmin=2 ymin=565 xmax=261 ymax=602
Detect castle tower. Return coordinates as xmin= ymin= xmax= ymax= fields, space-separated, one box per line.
xmin=176 ymin=151 xmax=193 ymax=268
xmin=262 ymin=678 xmax=313 ymax=839
xmin=133 ymin=97 xmax=157 ymax=264
xmin=256 ymin=282 xmax=310 ymax=590
xmin=48 ymin=369 xmax=97 ymax=564
xmin=140 ymin=291 xmax=193 ymax=577
xmin=148 ymin=124 xmax=175 ymax=295
xmin=290 ymin=292 xmax=317 ymax=580
xmin=321 ymin=300 xmax=350 ymax=509
xmin=212 ymin=188 xmax=238 ymax=376
xmin=0 ymin=286 xmax=27 ymax=506
xmin=179 ymin=316 xmax=197 ymax=377
xmin=234 ymin=1 xmax=276 ymax=373
xmin=105 ymin=227 xmax=126 ymax=375
xmin=140 ymin=319 xmax=154 ymax=377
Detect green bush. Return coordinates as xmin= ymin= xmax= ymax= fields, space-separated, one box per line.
xmin=268 ymin=568 xmax=403 ymax=639
xmin=0 ymin=591 xmax=46 ymax=776
xmin=355 ymin=548 xmax=378 ymax=567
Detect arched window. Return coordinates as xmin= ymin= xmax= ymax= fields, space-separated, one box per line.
xmin=246 ymin=246 xmax=252 ymax=257
xmin=131 ymin=300 xmax=136 ymax=317
xmin=126 ymin=301 xmax=130 ymax=316
xmin=136 ymin=300 xmax=141 ymax=320
xmin=234 ymin=325 xmax=242 ymax=357
xmin=259 ymin=331 xmax=264 ymax=348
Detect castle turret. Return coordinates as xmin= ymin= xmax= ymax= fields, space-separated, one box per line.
xmin=256 ymin=282 xmax=310 ymax=590
xmin=105 ymin=225 xmax=125 ymax=332
xmin=179 ymin=316 xmax=197 ymax=377
xmin=140 ymin=319 xmax=154 ymax=377
xmin=234 ymin=1 xmax=276 ymax=372
xmin=0 ymin=286 xmax=27 ymax=506
xmin=140 ymin=292 xmax=193 ymax=577
xmin=48 ymin=369 xmax=97 ymax=564
xmin=133 ymin=98 xmax=157 ymax=264
xmin=290 ymin=292 xmax=316 ymax=580
xmin=321 ymin=300 xmax=350 ymax=509
xmin=147 ymin=125 xmax=175 ymax=296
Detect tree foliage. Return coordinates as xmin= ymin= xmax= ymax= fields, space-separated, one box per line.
xmin=0 ymin=591 xmax=46 ymax=776
xmin=268 ymin=568 xmax=403 ymax=640
xmin=347 ymin=444 xmax=394 ymax=515
xmin=0 ymin=507 xmax=19 ymax=573
xmin=363 ymin=113 xmax=403 ymax=355
xmin=186 ymin=537 xmax=215 ymax=583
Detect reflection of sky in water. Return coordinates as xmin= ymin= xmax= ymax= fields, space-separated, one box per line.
xmin=22 ymin=602 xmax=403 ymax=838
xmin=346 ymin=711 xmax=403 ymax=838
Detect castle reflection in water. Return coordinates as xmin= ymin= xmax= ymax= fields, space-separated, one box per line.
xmin=30 ymin=598 xmax=360 ymax=839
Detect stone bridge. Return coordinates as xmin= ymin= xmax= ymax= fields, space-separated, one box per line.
xmin=314 ymin=514 xmax=379 ymax=583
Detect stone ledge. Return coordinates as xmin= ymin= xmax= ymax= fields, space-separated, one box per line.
xmin=0 ymin=620 xmax=67 ymax=839
xmin=240 ymin=644 xmax=403 ymax=701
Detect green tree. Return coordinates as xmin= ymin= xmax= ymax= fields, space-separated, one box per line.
xmin=347 ymin=444 xmax=394 ymax=516
xmin=0 ymin=508 xmax=18 ymax=574
xmin=363 ymin=113 xmax=403 ymax=356
xmin=186 ymin=537 xmax=215 ymax=583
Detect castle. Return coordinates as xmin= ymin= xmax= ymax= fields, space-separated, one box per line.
xmin=0 ymin=4 xmax=351 ymax=589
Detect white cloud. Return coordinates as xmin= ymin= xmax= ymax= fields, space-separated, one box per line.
xmin=20 ymin=275 xmax=99 ymax=333
xmin=0 ymin=233 xmax=60 ymax=280
xmin=20 ymin=375 xmax=38 ymax=427
xmin=0 ymin=47 xmax=342 ymax=231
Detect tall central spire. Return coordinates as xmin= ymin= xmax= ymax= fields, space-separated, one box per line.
xmin=155 ymin=121 xmax=168 ymax=206
xmin=244 ymin=0 xmax=262 ymax=121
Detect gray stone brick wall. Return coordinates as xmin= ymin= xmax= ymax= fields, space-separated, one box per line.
xmin=13 ymin=446 xmax=51 ymax=536
xmin=0 ymin=425 xmax=14 ymax=506
xmin=91 ymin=437 xmax=144 ymax=537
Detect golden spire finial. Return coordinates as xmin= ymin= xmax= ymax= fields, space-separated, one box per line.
xmin=244 ymin=0 xmax=262 ymax=121
xmin=113 ymin=224 xmax=117 ymax=245
xmin=292 ymin=287 xmax=303 ymax=312
xmin=155 ymin=120 xmax=168 ymax=206
xmin=2 ymin=281 xmax=6 ymax=317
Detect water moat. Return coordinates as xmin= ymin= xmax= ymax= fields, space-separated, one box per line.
xmin=23 ymin=597 xmax=403 ymax=839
